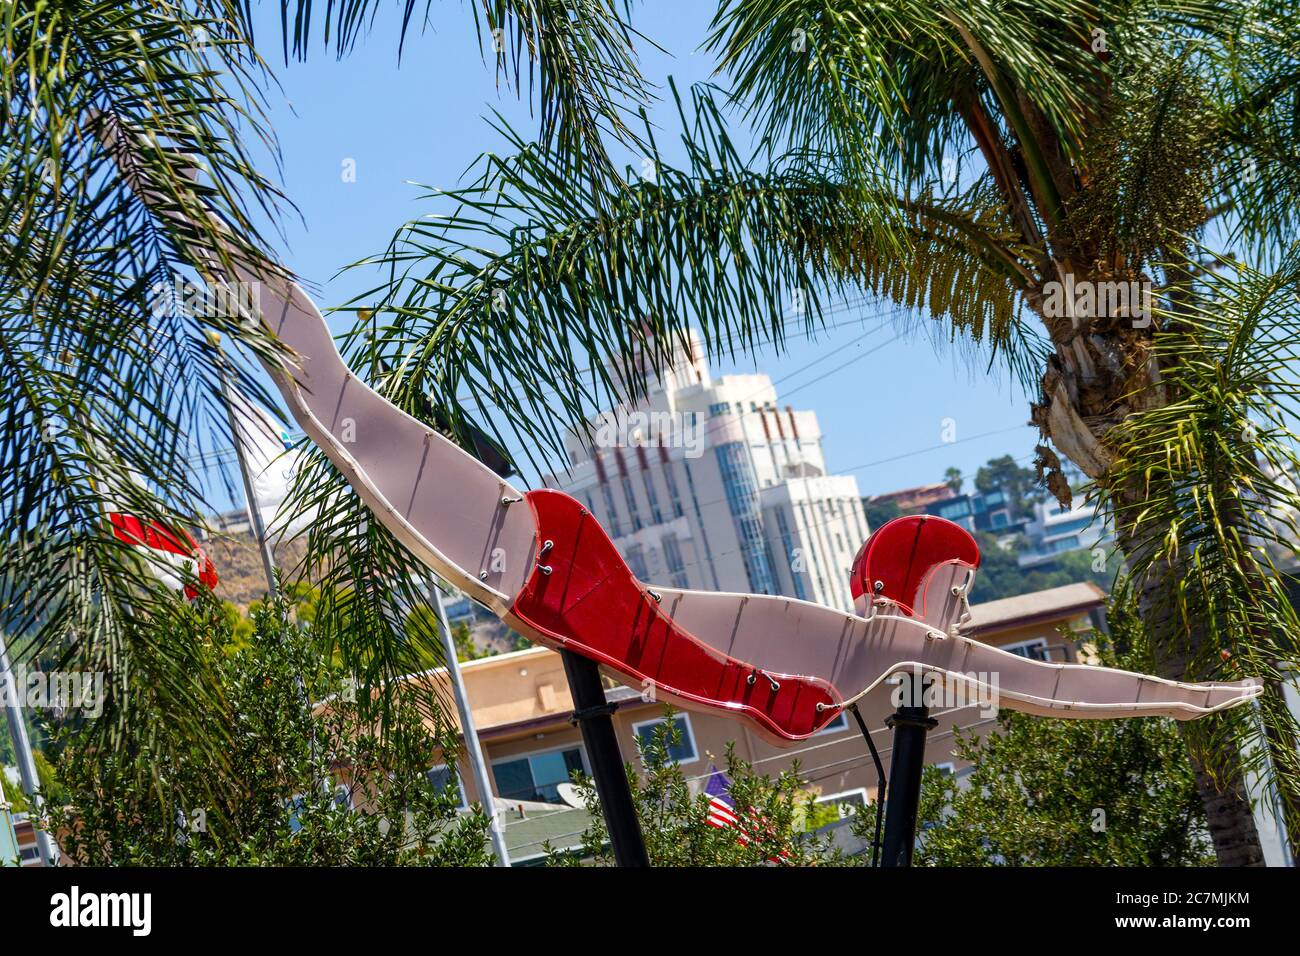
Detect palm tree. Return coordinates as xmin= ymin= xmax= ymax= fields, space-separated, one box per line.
xmin=332 ymin=3 xmax=1300 ymax=865
xmin=6 ymin=1 xmax=1297 ymax=867
xmin=0 ymin=0 xmax=645 ymax=805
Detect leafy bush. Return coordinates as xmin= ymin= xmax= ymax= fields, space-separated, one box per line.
xmin=46 ymin=596 xmax=491 ymax=866
xmin=549 ymin=714 xmax=844 ymax=866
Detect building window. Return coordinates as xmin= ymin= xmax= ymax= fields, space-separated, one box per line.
xmin=774 ymin=507 xmax=809 ymax=601
xmin=334 ymin=783 xmax=354 ymax=811
xmin=937 ymin=499 xmax=973 ymax=520
xmin=814 ymin=711 xmax=849 ymax=735
xmin=427 ymin=763 xmax=470 ymax=809
xmin=816 ymin=788 xmax=869 ymax=819
xmin=708 ymin=401 xmax=730 ymax=418
xmin=662 ymin=534 xmax=689 ymax=589
xmin=493 ymin=746 xmax=587 ymax=804
xmin=662 ymin=463 xmax=685 ymax=518
xmin=1001 ymin=637 xmax=1050 ymax=661
xmin=632 ymin=714 xmax=699 ymax=764
xmin=600 ymin=484 xmax=623 ymax=537
xmin=287 ymin=794 xmax=307 ymax=833
xmin=642 ymin=472 xmax=664 ymax=524
xmin=682 ymin=461 xmax=721 ymax=590
xmin=715 ymin=441 xmax=778 ymax=595
xmin=625 ymin=544 xmax=649 ymax=580
xmin=621 ymin=476 xmax=643 ymax=532
xmin=1047 ymin=515 xmax=1095 ymax=536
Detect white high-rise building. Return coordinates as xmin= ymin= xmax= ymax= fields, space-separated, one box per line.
xmin=542 ymin=330 xmax=868 ymax=611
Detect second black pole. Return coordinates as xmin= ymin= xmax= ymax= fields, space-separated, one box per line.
xmin=561 ymin=650 xmax=649 ymax=867
xmin=880 ymin=671 xmax=938 ymax=867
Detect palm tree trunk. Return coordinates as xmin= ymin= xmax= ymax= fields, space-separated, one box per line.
xmin=1183 ymin=744 xmax=1266 ymax=866
xmin=1030 ymin=274 xmax=1270 ymax=866
xmin=1129 ymin=513 xmax=1269 ymax=866
xmin=1138 ymin=589 xmax=1266 ymax=866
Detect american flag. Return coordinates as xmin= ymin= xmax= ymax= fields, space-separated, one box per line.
xmin=703 ymin=765 xmax=790 ymax=861
xmin=704 ymin=766 xmax=742 ymax=834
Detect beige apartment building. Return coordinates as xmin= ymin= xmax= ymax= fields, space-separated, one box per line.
xmin=406 ymin=582 xmax=1107 ymax=863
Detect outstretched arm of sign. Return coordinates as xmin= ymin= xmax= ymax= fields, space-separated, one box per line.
xmin=104 ymin=126 xmax=1261 ymax=746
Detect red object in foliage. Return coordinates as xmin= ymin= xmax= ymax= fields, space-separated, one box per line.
xmin=109 ymin=512 xmax=218 ymax=599
xmin=511 ymin=489 xmax=839 ymax=740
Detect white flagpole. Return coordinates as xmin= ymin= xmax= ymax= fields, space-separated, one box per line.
xmin=427 ymin=578 xmax=510 ymax=866
xmin=209 ymin=333 xmax=279 ymax=600
xmin=0 ymin=629 xmax=57 ymax=865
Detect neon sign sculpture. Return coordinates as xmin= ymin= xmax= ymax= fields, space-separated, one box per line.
xmin=110 ymin=137 xmax=1261 ymax=746
xmin=229 ymin=249 xmax=1264 ymax=742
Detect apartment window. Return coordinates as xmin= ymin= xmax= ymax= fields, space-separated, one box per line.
xmin=600 ymin=484 xmax=623 ymax=537
xmin=427 ymin=763 xmax=470 ymax=809
xmin=642 ymin=472 xmax=664 ymax=524
xmin=662 ymin=534 xmax=689 ymax=589
xmin=621 ymin=476 xmax=643 ymax=532
xmin=661 ymin=460 xmax=685 ymax=518
xmin=625 ymin=544 xmax=649 ymax=580
xmin=1001 ymin=637 xmax=1050 ymax=661
xmin=814 ymin=711 xmax=849 ymax=735
xmin=493 ymin=746 xmax=587 ymax=804
xmin=632 ymin=714 xmax=698 ymax=764
xmin=708 ymin=401 xmax=730 ymax=418
xmin=816 ymin=788 xmax=868 ymax=819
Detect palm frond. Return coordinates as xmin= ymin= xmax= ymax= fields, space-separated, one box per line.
xmin=285 ymin=447 xmax=459 ymax=728
xmin=707 ymin=1 xmax=1098 ymax=205
xmin=0 ymin=1 xmax=289 ymax=759
xmin=332 ymin=83 xmax=1035 ymax=482
xmin=1203 ymin=0 xmax=1300 ymax=263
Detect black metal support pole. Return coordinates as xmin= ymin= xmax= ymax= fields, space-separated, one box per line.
xmin=560 ymin=650 xmax=649 ymax=867
xmin=880 ymin=673 xmax=938 ymax=867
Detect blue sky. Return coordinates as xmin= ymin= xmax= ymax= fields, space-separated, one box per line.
xmin=215 ymin=4 xmax=1041 ymax=511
